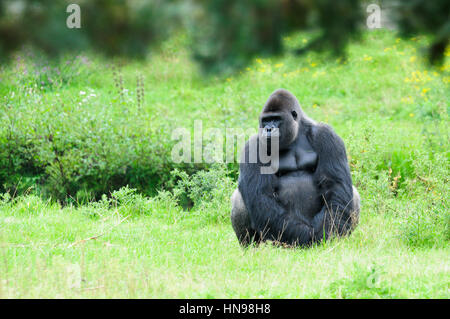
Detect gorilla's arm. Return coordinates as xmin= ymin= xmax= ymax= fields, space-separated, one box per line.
xmin=238 ymin=139 xmax=323 ymax=246
xmin=309 ymin=123 xmax=355 ymax=238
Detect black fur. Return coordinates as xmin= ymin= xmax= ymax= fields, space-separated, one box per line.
xmin=235 ymin=89 xmax=358 ymax=247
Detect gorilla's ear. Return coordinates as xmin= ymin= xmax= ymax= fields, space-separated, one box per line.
xmin=291 ymin=110 xmax=298 ymax=120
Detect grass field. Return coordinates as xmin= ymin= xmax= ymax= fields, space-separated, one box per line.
xmin=0 ymin=30 xmax=449 ymax=298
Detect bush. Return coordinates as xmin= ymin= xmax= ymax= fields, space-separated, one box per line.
xmin=0 ymin=0 xmax=176 ymax=59
xmin=0 ymin=54 xmax=193 ymax=201
xmin=170 ymin=165 xmax=236 ymax=223
xmin=397 ymin=202 xmax=448 ymax=248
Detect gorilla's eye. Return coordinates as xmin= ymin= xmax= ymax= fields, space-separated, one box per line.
xmin=291 ymin=111 xmax=298 ymax=120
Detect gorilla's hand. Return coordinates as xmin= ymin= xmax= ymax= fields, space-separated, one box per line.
xmin=239 ymin=156 xmax=322 ymax=246
xmin=312 ymin=209 xmax=325 ymax=233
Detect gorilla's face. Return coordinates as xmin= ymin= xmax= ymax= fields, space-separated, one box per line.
xmin=259 ymin=89 xmax=303 ymax=150
xmin=259 ymin=108 xmax=299 ymax=150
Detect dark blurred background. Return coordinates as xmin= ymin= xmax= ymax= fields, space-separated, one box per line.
xmin=0 ymin=0 xmax=448 ymax=72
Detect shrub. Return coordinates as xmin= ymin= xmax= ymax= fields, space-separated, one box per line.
xmin=170 ymin=165 xmax=236 ymax=223
xmin=397 ymin=201 xmax=448 ymax=248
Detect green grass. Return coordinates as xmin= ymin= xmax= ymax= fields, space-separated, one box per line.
xmin=0 ymin=193 xmax=448 ymax=298
xmin=0 ymin=30 xmax=449 ymax=298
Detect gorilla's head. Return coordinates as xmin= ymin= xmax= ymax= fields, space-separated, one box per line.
xmin=259 ymin=89 xmax=302 ymax=150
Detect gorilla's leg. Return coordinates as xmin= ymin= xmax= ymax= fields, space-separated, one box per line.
xmin=231 ymin=189 xmax=260 ymax=246
xmin=350 ymin=186 xmax=361 ymax=229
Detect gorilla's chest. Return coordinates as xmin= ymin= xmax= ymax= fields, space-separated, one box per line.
xmin=274 ymin=136 xmax=322 ymax=220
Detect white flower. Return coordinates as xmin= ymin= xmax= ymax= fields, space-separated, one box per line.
xmin=79 ymin=91 xmax=86 ymax=95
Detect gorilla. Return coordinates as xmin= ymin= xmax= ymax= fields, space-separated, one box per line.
xmin=231 ymin=89 xmax=360 ymax=247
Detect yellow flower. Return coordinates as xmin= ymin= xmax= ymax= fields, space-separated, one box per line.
xmin=409 ymin=113 xmax=414 ymax=117
xmin=420 ymin=88 xmax=430 ymax=97
xmin=313 ymin=104 xmax=318 ymax=108
xmin=409 ymin=56 xmax=416 ymax=62
xmin=302 ymin=38 xmax=307 ymax=44
xmin=396 ymin=38 xmax=401 ymax=43
xmin=246 ymin=67 xmax=251 ymax=71
xmin=384 ymin=47 xmax=391 ymax=52
xmin=256 ymin=58 xmax=262 ymax=64
xmin=363 ymin=55 xmax=373 ymax=61
xmin=226 ymin=78 xmax=232 ymax=82
xmin=275 ymin=63 xmax=284 ymax=68
xmin=310 ymin=62 xmax=317 ymax=67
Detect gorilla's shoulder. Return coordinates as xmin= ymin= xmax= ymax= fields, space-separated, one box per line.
xmin=313 ymin=122 xmax=334 ymax=134
xmin=310 ymin=122 xmax=346 ymax=154
xmin=311 ymin=122 xmax=340 ymax=139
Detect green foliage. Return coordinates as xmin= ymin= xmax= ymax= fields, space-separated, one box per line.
xmin=397 ymin=200 xmax=449 ymax=248
xmin=0 ymin=1 xmax=448 ymax=72
xmin=1 ymin=191 xmax=448 ymax=297
xmin=0 ymin=31 xmax=448 ymax=210
xmin=189 ymin=0 xmax=285 ymax=73
xmin=189 ymin=0 xmax=450 ymax=72
xmin=395 ymin=0 xmax=450 ymax=64
xmin=189 ymin=0 xmax=364 ymax=73
xmin=1 ymin=30 xmax=449 ymax=299
xmin=170 ymin=166 xmax=236 ymax=222
xmin=0 ymin=0 xmax=175 ymax=59
xmin=0 ymin=28 xmax=449 ymax=298
xmin=77 ymin=185 xmax=185 ymax=219
xmin=0 ymin=56 xmax=186 ymax=201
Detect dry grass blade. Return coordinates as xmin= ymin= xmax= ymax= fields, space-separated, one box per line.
xmin=67 ymin=216 xmax=129 ymax=248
